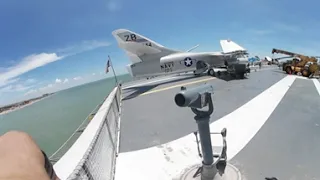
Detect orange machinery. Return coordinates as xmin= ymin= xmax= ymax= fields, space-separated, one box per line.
xmin=272 ymin=48 xmax=319 ymax=77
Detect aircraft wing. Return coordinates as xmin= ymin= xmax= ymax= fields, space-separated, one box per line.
xmin=125 ymin=51 xmax=143 ymax=63
xmin=220 ymin=40 xmax=246 ymax=53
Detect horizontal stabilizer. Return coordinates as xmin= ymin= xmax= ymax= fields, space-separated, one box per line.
xmin=125 ymin=51 xmax=143 ymax=63
xmin=220 ymin=40 xmax=246 ymax=53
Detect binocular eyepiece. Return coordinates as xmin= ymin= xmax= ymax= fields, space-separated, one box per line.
xmin=174 ymin=84 xmax=214 ymax=109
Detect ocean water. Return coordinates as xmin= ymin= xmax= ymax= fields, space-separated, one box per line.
xmin=0 ymin=74 xmax=132 ymax=156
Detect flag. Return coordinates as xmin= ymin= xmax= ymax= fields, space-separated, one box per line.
xmin=105 ymin=55 xmax=119 ymax=85
xmin=105 ymin=59 xmax=111 ymax=73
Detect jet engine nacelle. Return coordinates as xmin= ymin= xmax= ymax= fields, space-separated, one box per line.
xmin=160 ymin=52 xmax=226 ymax=68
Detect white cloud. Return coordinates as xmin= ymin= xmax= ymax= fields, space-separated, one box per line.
xmin=73 ymin=76 xmax=82 ymax=81
xmin=0 ymin=67 xmax=6 ymax=73
xmin=24 ymin=89 xmax=38 ymax=96
xmin=15 ymin=84 xmax=32 ymax=91
xmin=34 ymin=83 xmax=60 ymax=95
xmin=20 ymin=72 xmax=114 ymax=99
xmin=273 ymin=23 xmax=301 ymax=33
xmin=57 ymin=40 xmax=110 ymax=56
xmin=39 ymin=84 xmax=54 ymax=91
xmin=0 ymin=39 xmax=110 ymax=89
xmin=0 ymin=40 xmax=113 ymax=105
xmin=107 ymin=1 xmax=121 ymax=12
xmin=35 ymin=76 xmax=84 ymax=95
xmin=248 ymin=29 xmax=274 ymax=35
xmin=0 ymin=86 xmax=13 ymax=93
xmin=0 ymin=53 xmax=63 ymax=88
xmin=0 ymin=84 xmax=32 ymax=93
xmin=63 ymin=78 xmax=69 ymax=83
xmin=26 ymin=78 xmax=36 ymax=84
xmin=92 ymin=73 xmax=96 ymax=76
xmin=0 ymin=77 xmax=20 ymax=87
xmin=55 ymin=78 xmax=62 ymax=83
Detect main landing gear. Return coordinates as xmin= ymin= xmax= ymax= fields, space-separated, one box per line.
xmin=207 ymin=64 xmax=247 ymax=79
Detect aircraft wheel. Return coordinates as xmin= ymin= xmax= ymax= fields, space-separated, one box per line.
xmin=285 ymin=66 xmax=292 ymax=74
xmin=239 ymin=73 xmax=245 ymax=79
xmin=208 ymin=69 xmax=215 ymax=77
xmin=193 ymin=71 xmax=198 ymax=76
xmin=230 ymin=73 xmax=236 ymax=78
xmin=302 ymin=69 xmax=310 ymax=77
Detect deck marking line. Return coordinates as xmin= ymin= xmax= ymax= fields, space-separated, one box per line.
xmin=313 ymin=79 xmax=320 ymax=96
xmin=115 ymin=75 xmax=296 ymax=180
xmin=122 ymin=76 xmax=180 ymax=89
xmin=208 ymin=75 xmax=295 ymax=160
xmin=295 ymin=76 xmax=313 ymax=80
xmin=140 ymin=77 xmax=216 ymax=96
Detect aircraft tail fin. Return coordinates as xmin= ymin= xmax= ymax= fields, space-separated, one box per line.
xmin=112 ymin=29 xmax=176 ymax=62
xmin=265 ymin=56 xmax=272 ymax=61
xmin=220 ymin=40 xmax=246 ymax=53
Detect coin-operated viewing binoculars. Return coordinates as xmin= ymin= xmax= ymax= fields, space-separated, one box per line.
xmin=174 ymin=84 xmax=229 ymax=180
xmin=174 ymin=84 xmax=214 ymax=117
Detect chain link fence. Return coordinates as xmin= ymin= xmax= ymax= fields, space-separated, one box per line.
xmin=53 ymin=86 xmax=122 ymax=180
xmin=49 ymin=102 xmax=102 ymax=164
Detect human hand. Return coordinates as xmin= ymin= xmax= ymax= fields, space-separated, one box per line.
xmin=0 ymin=131 xmax=54 ymax=180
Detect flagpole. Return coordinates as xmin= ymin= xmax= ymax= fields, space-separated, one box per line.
xmin=108 ymin=55 xmax=119 ymax=85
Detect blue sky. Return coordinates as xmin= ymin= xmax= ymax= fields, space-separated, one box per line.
xmin=0 ymin=0 xmax=319 ymax=105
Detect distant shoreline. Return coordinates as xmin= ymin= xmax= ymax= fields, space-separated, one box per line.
xmin=0 ymin=93 xmax=54 ymax=115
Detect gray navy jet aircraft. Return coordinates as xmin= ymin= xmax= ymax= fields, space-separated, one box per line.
xmin=112 ymin=29 xmax=250 ymax=79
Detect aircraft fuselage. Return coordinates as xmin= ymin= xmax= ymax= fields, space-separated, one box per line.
xmin=128 ymin=52 xmax=241 ymax=78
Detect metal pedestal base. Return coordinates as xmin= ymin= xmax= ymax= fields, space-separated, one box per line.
xmin=179 ymin=163 xmax=242 ymax=180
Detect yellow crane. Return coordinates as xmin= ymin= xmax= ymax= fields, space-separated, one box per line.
xmin=272 ymin=48 xmax=319 ymax=77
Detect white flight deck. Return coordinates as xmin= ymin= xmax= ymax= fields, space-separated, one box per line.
xmin=116 ymin=67 xmax=320 ymax=180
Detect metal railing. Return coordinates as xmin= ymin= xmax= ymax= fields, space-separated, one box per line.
xmin=49 ymin=102 xmax=103 ymax=164
xmin=53 ymin=86 xmax=122 ymax=180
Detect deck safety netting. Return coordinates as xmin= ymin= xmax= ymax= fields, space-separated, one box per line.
xmin=55 ymin=86 xmax=121 ymax=180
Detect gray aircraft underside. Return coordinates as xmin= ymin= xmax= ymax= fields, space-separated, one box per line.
xmin=112 ymin=29 xmax=249 ymax=78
